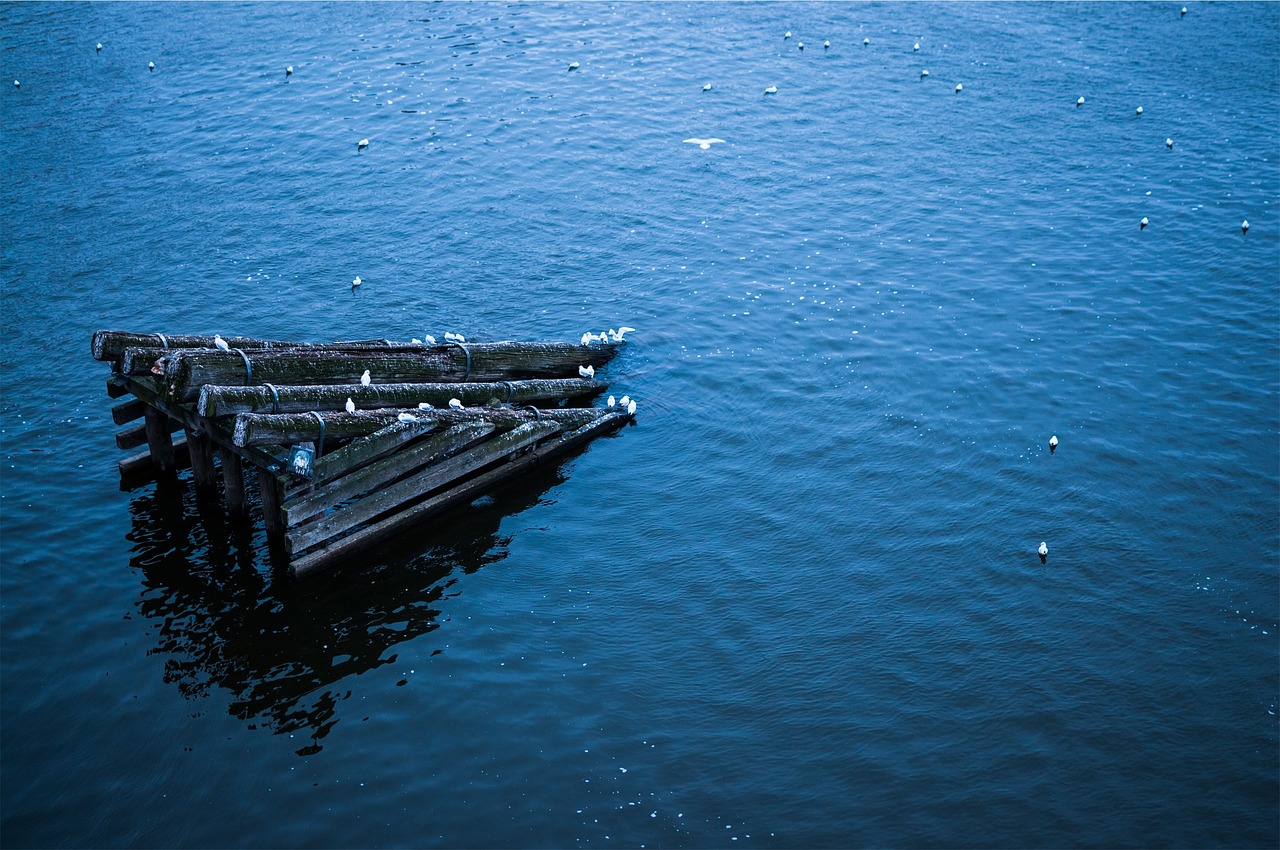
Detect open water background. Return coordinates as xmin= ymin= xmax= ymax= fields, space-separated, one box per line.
xmin=1 ymin=2 xmax=1277 ymax=847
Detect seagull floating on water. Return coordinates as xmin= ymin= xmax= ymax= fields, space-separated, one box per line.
xmin=578 ymin=364 xmax=595 ymax=378
xmin=96 ymin=43 xmax=102 ymax=52
xmin=357 ymin=138 xmax=369 ymax=150
xmin=286 ymin=65 xmax=293 ymax=77
xmin=764 ymin=85 xmax=777 ymax=94
xmin=352 ymin=275 xmax=362 ymax=288
xmin=824 ymin=40 xmax=830 ymax=50
xmin=914 ymin=42 xmax=920 ymax=51
xmin=345 ymin=397 xmax=356 ymax=414
xmin=863 ymin=37 xmax=870 ymax=46
xmin=798 ymin=42 xmax=805 ymax=51
xmin=1076 ymin=96 xmax=1085 ymax=107
xmin=1140 ymin=216 xmax=1149 ymax=230
xmin=703 ymin=82 xmax=712 ymax=91
xmin=1049 ymin=435 xmax=1058 ymax=453
xmin=784 ymin=31 xmax=792 ymax=39
xmin=360 ymin=369 xmax=371 ymax=387
xmin=1136 ymin=105 xmax=1143 ymax=115
xmin=955 ymin=83 xmax=963 ymax=93
xmin=1166 ymin=137 xmax=1173 ymax=149
xmin=921 ymin=69 xmax=929 ymax=78
xmin=568 ymin=61 xmax=580 ymax=71
xmin=1241 ymin=219 xmax=1249 ymax=234
xmin=148 ymin=61 xmax=155 ymax=72
xmin=448 ymin=398 xmax=463 ymax=410
xmin=683 ymin=138 xmax=725 ymax=150
xmin=1038 ymin=542 xmax=1048 ymax=564
xmin=13 ymin=80 xmax=18 ymax=89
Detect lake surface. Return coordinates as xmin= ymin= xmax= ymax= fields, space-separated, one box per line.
xmin=1 ymin=2 xmax=1277 ymax=847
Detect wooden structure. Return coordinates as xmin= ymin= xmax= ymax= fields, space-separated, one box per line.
xmin=94 ymin=330 xmax=633 ymax=578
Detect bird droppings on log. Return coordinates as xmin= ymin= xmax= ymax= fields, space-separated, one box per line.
xmin=93 ymin=329 xmax=636 ymax=578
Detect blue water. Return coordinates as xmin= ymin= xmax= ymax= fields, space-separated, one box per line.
xmin=2 ymin=2 xmax=1277 ymax=847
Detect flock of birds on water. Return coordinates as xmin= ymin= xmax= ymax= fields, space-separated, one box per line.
xmin=25 ymin=7 xmax=1254 ymax=562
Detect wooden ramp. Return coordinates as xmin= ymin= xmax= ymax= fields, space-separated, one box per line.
xmin=93 ymin=330 xmax=634 ymax=578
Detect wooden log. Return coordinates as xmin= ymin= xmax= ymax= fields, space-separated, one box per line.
xmin=288 ymin=412 xmax=628 ymax=578
xmin=118 ymin=434 xmax=191 ymax=481
xmin=220 ymin=448 xmax=247 ymax=518
xmin=111 ymin=398 xmax=147 ymax=425
xmin=258 ymin=466 xmax=285 ymax=545
xmin=116 ymin=416 xmax=181 ymax=450
xmin=91 ymin=330 xmax=405 ymax=362
xmin=233 ymin=407 xmax=608 ymax=448
xmin=283 ymin=422 xmax=495 ymax=528
xmin=286 ymin=420 xmax=561 ymax=555
xmin=187 ymin=428 xmax=218 ymax=492
xmin=196 ymin=377 xmax=604 ymax=418
xmin=164 ymin=342 xmax=620 ymax=403
xmin=107 ymin=377 xmax=129 ymax=399
xmin=143 ymin=407 xmax=176 ymax=473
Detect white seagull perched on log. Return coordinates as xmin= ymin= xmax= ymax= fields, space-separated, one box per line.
xmin=213 ymin=334 xmax=230 ymax=351
xmin=360 ymin=369 xmax=371 ymax=386
xmin=418 ymin=402 xmax=434 ymax=409
xmin=619 ymin=395 xmax=630 ymax=408
xmin=448 ymin=398 xmax=463 ymax=409
xmin=397 ymin=413 xmax=416 ymax=422
xmin=579 ymin=364 xmax=595 ymax=378
xmin=444 ymin=331 xmax=465 ymax=343
xmin=608 ymin=395 xmax=616 ymax=408
xmin=684 ymin=138 xmax=725 ymax=150
xmin=345 ymin=397 xmax=356 ymax=413
xmin=627 ymin=399 xmax=637 ymax=415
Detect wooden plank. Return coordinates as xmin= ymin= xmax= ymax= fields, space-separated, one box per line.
xmin=196 ymin=377 xmax=604 ymax=417
xmin=118 ymin=435 xmax=191 ymax=482
xmin=258 ymin=466 xmax=285 ymax=545
xmin=220 ymin=448 xmax=247 ymax=518
xmin=143 ymin=407 xmax=176 ymax=473
xmin=303 ymin=420 xmax=441 ymax=487
xmin=165 ymin=341 xmax=620 ymax=402
xmin=111 ymin=398 xmax=147 ymax=425
xmin=234 ymin=407 xmax=605 ymax=447
xmin=286 ymin=420 xmax=561 ymax=555
xmin=187 ymin=428 xmax=218 ymax=492
xmin=116 ymin=417 xmax=181 ymax=450
xmin=107 ymin=377 xmax=129 ymax=399
xmin=288 ymin=413 xmax=628 ymax=578
xmin=283 ymin=422 xmax=495 ymax=528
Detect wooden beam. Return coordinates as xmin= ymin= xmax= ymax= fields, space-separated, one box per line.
xmin=258 ymin=466 xmax=285 ymax=546
xmin=111 ymin=397 xmax=147 ymax=425
xmin=187 ymin=428 xmax=218 ymax=492
xmin=116 ymin=417 xmax=181 ymax=450
xmin=220 ymin=447 xmax=247 ymax=518
xmin=288 ymin=412 xmax=628 ymax=578
xmin=118 ymin=435 xmax=191 ymax=482
xmin=285 ymin=420 xmax=561 ymax=555
xmin=143 ymin=407 xmax=175 ymax=473
xmin=196 ymin=377 xmax=604 ymax=417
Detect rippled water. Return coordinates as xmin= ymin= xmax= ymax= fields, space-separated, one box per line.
xmin=2 ymin=2 xmax=1277 ymax=847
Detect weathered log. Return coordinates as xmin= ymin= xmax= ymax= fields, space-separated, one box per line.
xmin=220 ymin=448 xmax=247 ymax=518
xmin=118 ymin=434 xmax=191 ymax=482
xmin=187 ymin=429 xmax=218 ymax=492
xmin=288 ymin=412 xmax=628 ymax=578
xmin=164 ymin=342 xmax=620 ymax=403
xmin=111 ymin=398 xmax=147 ymax=425
xmin=143 ymin=407 xmax=176 ymax=473
xmin=286 ymin=420 xmax=562 ymax=555
xmin=233 ymin=407 xmax=609 ymax=448
xmin=284 ymin=422 xmax=495 ymax=528
xmin=91 ymin=330 xmax=404 ymax=362
xmin=258 ymin=467 xmax=285 ymax=545
xmin=196 ymin=377 xmax=604 ymax=418
xmin=303 ymin=420 xmax=439 ymax=487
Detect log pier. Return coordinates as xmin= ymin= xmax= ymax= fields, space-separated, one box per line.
xmin=94 ymin=330 xmax=633 ymax=578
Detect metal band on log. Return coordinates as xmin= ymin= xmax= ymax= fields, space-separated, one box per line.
xmin=233 ymin=407 xmax=612 ymax=447
xmin=164 ymin=342 xmax=620 ymax=402
xmin=196 ymin=378 xmax=604 ymax=417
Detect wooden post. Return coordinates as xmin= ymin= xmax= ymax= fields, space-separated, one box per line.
xmin=257 ymin=466 xmax=285 ymax=546
xmin=220 ymin=448 xmax=247 ymax=518
xmin=186 ymin=428 xmax=218 ymax=492
xmin=143 ymin=407 xmax=175 ymax=473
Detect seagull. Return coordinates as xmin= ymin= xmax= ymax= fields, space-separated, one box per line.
xmin=619 ymin=395 xmax=630 ymax=408
xmin=578 ymin=364 xmax=595 ymax=378
xmin=614 ymin=326 xmax=636 ymax=340
xmin=863 ymin=37 xmax=870 ymax=45
xmin=798 ymin=41 xmax=804 ymax=51
xmin=1181 ymin=6 xmax=1187 ymax=15
xmin=1038 ymin=542 xmax=1048 ymax=564
xmin=608 ymin=395 xmax=616 ymax=408
xmin=703 ymin=82 xmax=712 ymax=91
xmin=423 ymin=334 xmax=436 ymax=345
xmin=914 ymin=42 xmax=920 ymax=51
xmin=444 ymin=331 xmax=465 ymax=343
xmin=581 ymin=332 xmax=594 ymax=344
xmin=1166 ymin=137 xmax=1173 ymax=149
xmin=1140 ymin=216 xmax=1149 ymax=230
xmin=286 ymin=65 xmax=293 ymax=77
xmin=1049 ymin=435 xmax=1058 ymax=453
xmin=921 ymin=69 xmax=929 ymax=78
xmin=96 ymin=43 xmax=102 ymax=52
xmin=397 ymin=413 xmax=416 ymax=423
xmin=627 ymin=399 xmax=637 ymax=415
xmin=345 ymin=397 xmax=356 ymax=414
xmin=764 ymin=85 xmax=777 ymax=94
xmin=358 ymin=138 xmax=369 ymax=150
xmin=448 ymin=398 xmax=463 ymax=409
xmin=955 ymin=83 xmax=963 ymax=93
xmin=410 ymin=338 xmax=422 ymax=344
xmin=1076 ymin=96 xmax=1085 ymax=107
xmin=12 ymin=80 xmax=18 ymax=89
xmin=360 ymin=369 xmax=371 ymax=386
xmin=213 ymin=334 xmax=230 ymax=351
xmin=568 ymin=61 xmax=580 ymax=71
xmin=684 ymin=137 xmax=727 ymax=150
xmin=823 ymin=40 xmax=830 ymax=50
xmin=1241 ymin=219 xmax=1249 ymax=234
xmin=148 ymin=61 xmax=155 ymax=72
xmin=784 ymin=31 xmax=791 ymax=39
xmin=352 ymin=275 xmax=362 ymax=287
xmin=1136 ymin=106 xmax=1143 ymax=115
xmin=418 ymin=402 xmax=434 ymax=409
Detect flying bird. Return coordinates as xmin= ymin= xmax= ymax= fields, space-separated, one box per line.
xmin=684 ymin=138 xmax=725 ymax=150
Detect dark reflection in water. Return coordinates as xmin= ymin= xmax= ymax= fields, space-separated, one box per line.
xmin=125 ymin=461 xmax=574 ymax=755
